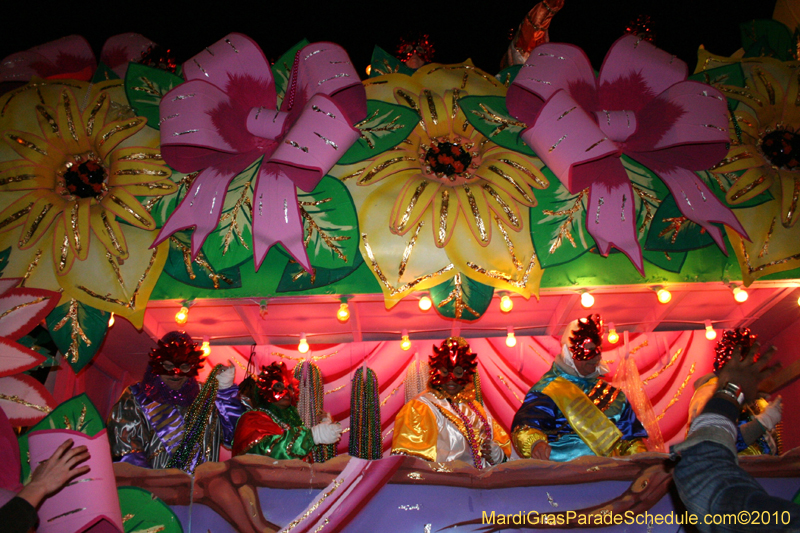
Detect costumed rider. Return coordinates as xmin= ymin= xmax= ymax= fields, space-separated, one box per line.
xmin=687 ymin=328 xmax=782 ymax=455
xmin=232 ymin=362 xmax=342 ymax=461
xmin=511 ymin=315 xmax=648 ymax=461
xmin=392 ymin=337 xmax=512 ymax=469
xmin=107 ymin=331 xmax=244 ymax=472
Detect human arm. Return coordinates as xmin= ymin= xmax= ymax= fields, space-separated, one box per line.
xmin=511 ymin=391 xmax=558 ymax=459
xmin=18 ymin=439 xmax=90 ymax=508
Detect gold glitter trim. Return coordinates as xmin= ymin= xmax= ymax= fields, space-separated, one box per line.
xmin=353 ymin=109 xmax=404 ymax=149
xmin=0 ymin=296 xmax=47 ymax=321
xmin=324 ymin=384 xmax=346 ymax=395
xmin=107 ymin=194 xmax=151 ymax=227
xmin=656 ymin=362 xmax=695 ymax=421
xmin=633 ymin=186 xmax=659 ymax=236
xmin=47 ymin=507 xmax=85 ymax=522
xmin=496 ymin=374 xmax=522 ymax=402
xmin=35 ymin=105 xmax=58 ymax=135
xmin=61 ymin=91 xmax=79 ymax=143
xmin=122 ymin=514 xmax=134 ymax=523
xmin=642 ymin=349 xmax=682 ymax=384
xmin=301 ymin=206 xmax=349 ymax=262
xmin=85 ymin=93 xmax=107 ymax=137
xmin=396 ymin=181 xmax=428 ymax=232
xmin=0 ymin=393 xmax=51 ymax=413
xmin=359 ymin=157 xmax=416 ymax=185
xmin=731 ymin=174 xmax=767 ymax=201
xmin=69 ymin=202 xmax=81 ymax=253
xmin=399 ymin=222 xmax=423 ymax=278
xmin=0 ymin=173 xmax=38 ymax=188
xmin=759 ymin=217 xmax=776 ymax=258
xmin=218 ymin=178 xmax=252 ymax=255
xmin=753 ymin=68 xmax=775 ymax=106
xmin=361 ymin=232 xmax=453 ymax=295
xmin=283 ymin=478 xmax=344 ymax=532
xmin=436 ymin=190 xmax=449 ymax=246
xmin=470 ymin=104 xmax=526 ymax=137
xmin=0 ymin=202 xmax=33 ymax=230
xmin=719 ymin=86 xmax=762 ymax=105
xmin=77 ymin=247 xmax=158 ymax=309
xmin=739 ymin=238 xmax=800 ymax=275
xmin=106 ymin=252 xmax=125 ymax=287
xmin=170 ymin=237 xmax=233 ymax=289
xmin=498 ymin=158 xmax=547 ymax=188
xmin=379 ymin=383 xmax=403 ymax=406
xmin=542 ymin=189 xmax=587 ymax=253
xmin=98 ymin=119 xmax=145 ymax=147
xmin=784 ymin=175 xmax=800 ymax=226
xmin=0 ymin=81 xmax=82 ymax=117
xmin=113 ymin=168 xmax=170 ymax=177
xmin=57 ymin=234 xmax=69 ymax=273
xmin=20 ymin=249 xmax=42 ymax=287
xmin=395 ymin=89 xmax=420 ymax=114
xmin=487 ymin=165 xmax=534 ymax=203
xmin=462 ymin=186 xmax=489 ymax=242
xmin=437 ymin=273 xmax=479 ymax=319
xmin=423 ymin=90 xmax=438 ymax=126
xmin=117 ymin=152 xmax=163 ymax=161
xmin=100 ymin=211 xmax=124 ymax=254
xmin=52 ymin=299 xmax=91 ymax=363
xmin=6 ymin=134 xmax=47 ymax=156
xmin=483 ymin=184 xmax=519 ymax=228
xmin=339 ymin=168 xmax=365 ymax=182
xmin=494 ymin=216 xmax=522 ymax=270
xmin=19 ymin=203 xmax=53 ymax=247
xmin=711 ymin=150 xmax=757 ymax=170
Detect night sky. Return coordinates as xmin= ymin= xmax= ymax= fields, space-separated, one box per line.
xmin=1 ymin=1 xmax=778 ymax=76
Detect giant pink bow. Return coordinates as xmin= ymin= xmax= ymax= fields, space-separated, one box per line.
xmin=156 ymin=33 xmax=366 ymax=271
xmin=507 ymin=35 xmax=746 ymax=273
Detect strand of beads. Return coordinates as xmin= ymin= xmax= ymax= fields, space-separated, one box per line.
xmin=447 ymin=399 xmax=483 ymax=470
xmin=349 ymin=367 xmax=381 ymax=460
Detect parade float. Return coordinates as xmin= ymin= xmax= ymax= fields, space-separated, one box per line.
xmin=1 ymin=1 xmax=800 ymax=531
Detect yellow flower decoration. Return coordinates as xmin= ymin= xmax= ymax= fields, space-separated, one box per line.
xmin=697 ymin=52 xmax=800 ymax=284
xmin=334 ymin=62 xmax=547 ymax=306
xmin=0 ymin=79 xmax=176 ymax=325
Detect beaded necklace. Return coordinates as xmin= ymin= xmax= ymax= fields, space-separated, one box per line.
xmin=446 ymin=399 xmax=486 ymax=470
xmin=166 ymin=365 xmax=223 ymax=473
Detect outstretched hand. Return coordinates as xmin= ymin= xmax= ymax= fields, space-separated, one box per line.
xmin=17 ymin=439 xmax=90 ymax=508
xmin=717 ymin=342 xmax=780 ymax=404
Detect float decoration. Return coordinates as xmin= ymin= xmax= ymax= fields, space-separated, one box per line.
xmin=336 ymin=100 xmax=420 ymax=166
xmin=45 ymin=297 xmax=111 ymax=372
xmin=155 ymin=33 xmax=367 ymax=273
xmin=368 ymin=46 xmax=415 ymax=77
xmin=507 ymin=34 xmax=746 ymax=275
xmin=429 ymin=272 xmax=493 ymax=321
xmin=118 ymin=487 xmax=183 ymax=533
xmin=162 ymin=230 xmax=243 ymax=289
xmin=459 ymin=95 xmax=537 ymax=155
xmin=124 ymin=63 xmax=184 ymax=131
xmin=335 ymin=61 xmax=546 ymax=307
xmin=17 ymin=392 xmax=104 ymax=481
xmin=0 ymin=79 xmax=174 ymax=326
xmin=739 ymin=19 xmax=796 ymax=60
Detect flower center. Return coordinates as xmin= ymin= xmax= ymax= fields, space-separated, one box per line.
xmin=58 ymin=153 xmax=108 ymax=200
xmin=761 ymin=130 xmax=800 ymax=170
xmin=424 ymin=141 xmax=473 ymax=181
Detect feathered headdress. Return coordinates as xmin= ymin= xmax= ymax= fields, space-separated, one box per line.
xmin=148 ymin=331 xmax=204 ymax=377
xmin=714 ymin=327 xmax=758 ymax=372
xmin=257 ymin=362 xmax=300 ymax=405
xmin=568 ymin=314 xmax=604 ymax=361
xmin=429 ymin=337 xmax=478 ymax=387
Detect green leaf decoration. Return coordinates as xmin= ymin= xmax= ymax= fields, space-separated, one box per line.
xmin=0 ymin=246 xmax=11 ymax=275
xmin=643 ymin=249 xmax=688 ymax=273
xmin=429 ymin=273 xmax=493 ymax=321
xmin=337 ymin=100 xmax=419 ymax=165
xmin=18 ymin=393 xmax=104 ymax=482
xmin=273 ymin=39 xmax=310 ymax=109
xmin=164 ymin=230 xmax=243 ymax=289
xmin=118 ymin=487 xmax=184 ymax=533
xmin=276 ymin=253 xmax=364 ymax=293
xmin=645 ymin=193 xmax=715 ymax=252
xmin=688 ymin=63 xmax=745 ymax=102
xmin=740 ymin=19 xmax=795 ymax=61
xmin=199 ymin=159 xmax=261 ymax=270
xmin=530 ymin=168 xmax=593 ymax=268
xmin=91 ymin=62 xmax=120 ymax=83
xmin=298 ymin=176 xmax=360 ymax=270
xmin=701 ymin=169 xmax=774 ymax=209
xmin=125 ymin=63 xmax=185 ymax=130
xmin=45 ymin=299 xmax=109 ymax=373
xmin=459 ymin=95 xmax=536 ymax=155
xmin=148 ymin=169 xmax=195 ymax=229
xmin=368 ymin=46 xmax=414 ymax=77
xmin=17 ymin=325 xmax=58 ymax=367
xmin=495 ymin=65 xmax=521 ymax=87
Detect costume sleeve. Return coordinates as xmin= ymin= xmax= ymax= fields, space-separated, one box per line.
xmin=614 ymin=392 xmax=648 ymax=440
xmin=491 ymin=417 xmax=512 ymax=458
xmin=391 ymin=399 xmax=438 ymax=462
xmin=0 ymin=496 xmax=38 ymax=533
xmin=511 ymin=391 xmax=559 ymax=458
xmin=233 ymin=411 xmax=314 ymax=460
xmin=107 ymin=388 xmax=150 ymax=468
xmin=215 ymin=386 xmax=246 ymax=446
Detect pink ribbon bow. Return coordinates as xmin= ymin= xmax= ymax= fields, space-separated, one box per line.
xmin=156 ymin=33 xmax=366 ymax=271
xmin=507 ymin=35 xmax=746 ymax=273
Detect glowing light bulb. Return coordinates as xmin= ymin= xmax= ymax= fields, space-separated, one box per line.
xmin=298 ymin=334 xmax=310 ymax=354
xmin=705 ymin=320 xmax=717 ymax=340
xmin=657 ymin=288 xmax=672 ymax=304
xmin=733 ymin=286 xmax=748 ymax=303
xmin=108 ymin=313 xmax=115 ymax=328
xmin=175 ymin=306 xmax=189 ymax=325
xmin=500 ymin=294 xmax=513 ymax=313
xmin=400 ymin=329 xmax=411 ymax=351
xmin=607 ymin=323 xmax=619 ymax=344
xmin=506 ymin=327 xmax=517 ymax=347
xmin=365 ymin=65 xmax=372 ymax=76
xmin=337 ymin=302 xmax=350 ymax=322
xmin=797 ymin=295 xmax=800 ymax=307
xmin=419 ymin=296 xmax=432 ymax=311
xmin=580 ymin=292 xmax=594 ymax=308
xmin=202 ymin=341 xmax=211 ymax=357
